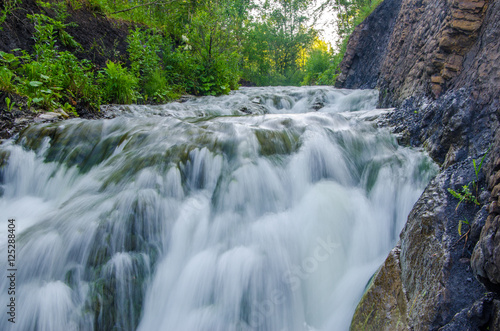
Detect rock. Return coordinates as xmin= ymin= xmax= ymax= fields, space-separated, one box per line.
xmin=178 ymin=95 xmax=196 ymax=103
xmin=431 ymin=75 xmax=445 ymax=84
xmin=335 ymin=0 xmax=403 ymax=89
xmin=398 ymin=168 xmax=486 ymax=330
xmin=437 ymin=293 xmax=499 ymax=330
xmin=311 ymin=100 xmax=324 ymax=111
xmin=472 ymin=138 xmax=500 ymax=291
xmin=336 ymin=0 xmax=490 ymax=106
xmin=239 ymin=106 xmax=251 ymax=114
xmin=35 ymin=112 xmax=62 ymax=122
xmin=54 ymin=108 xmax=70 ymax=118
xmin=342 ymin=0 xmax=500 ymax=328
xmin=450 ymin=19 xmax=483 ymax=32
xmin=350 ymin=245 xmax=409 ymax=331
xmin=432 ymin=83 xmax=443 ymax=98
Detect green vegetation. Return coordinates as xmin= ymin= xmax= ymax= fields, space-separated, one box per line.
xmin=99 ymin=61 xmax=138 ymax=104
xmin=448 ymin=148 xmax=490 ymax=242
xmin=448 ymin=147 xmax=491 ymax=211
xmin=0 ymin=9 xmax=101 ymax=113
xmin=0 ymin=0 xmax=20 ymax=29
xmin=448 ymin=185 xmax=480 ymax=209
xmin=5 ymin=97 xmax=14 ymax=112
xmin=0 ymin=0 xmax=384 ymax=114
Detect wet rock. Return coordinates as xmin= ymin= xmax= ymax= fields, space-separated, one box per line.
xmin=350 ymin=245 xmax=409 ymax=331
xmin=311 ymin=100 xmax=324 ymax=111
xmin=335 ymin=0 xmax=403 ymax=89
xmin=346 ymin=0 xmax=499 ymax=326
xmin=472 ymin=133 xmax=500 ymax=292
xmin=438 ymin=293 xmax=499 ymax=331
xmin=239 ymin=106 xmax=252 ymax=114
xmin=398 ymin=166 xmax=486 ymax=330
xmin=0 ymin=107 xmax=36 ymax=140
xmin=54 ymin=108 xmax=70 ymax=118
xmin=178 ymin=95 xmax=196 ymax=103
xmin=238 ymin=104 xmax=268 ymax=115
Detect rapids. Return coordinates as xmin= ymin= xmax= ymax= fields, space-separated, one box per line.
xmin=0 ymin=86 xmax=437 ymax=330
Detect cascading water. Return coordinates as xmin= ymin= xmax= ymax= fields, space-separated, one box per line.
xmin=0 ymin=86 xmax=437 ymax=331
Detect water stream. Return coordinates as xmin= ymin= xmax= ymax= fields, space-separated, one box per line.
xmin=0 ymin=86 xmax=437 ymax=330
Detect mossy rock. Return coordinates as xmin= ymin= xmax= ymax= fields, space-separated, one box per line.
xmin=350 ymin=245 xmax=409 ymax=331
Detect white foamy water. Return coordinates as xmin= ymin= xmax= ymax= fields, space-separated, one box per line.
xmin=0 ymin=86 xmax=436 ymax=330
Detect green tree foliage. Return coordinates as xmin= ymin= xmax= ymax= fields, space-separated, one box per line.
xmin=184 ymin=0 xmax=244 ymax=94
xmin=302 ymin=39 xmax=332 ymax=85
xmin=242 ymin=0 xmax=316 ymax=86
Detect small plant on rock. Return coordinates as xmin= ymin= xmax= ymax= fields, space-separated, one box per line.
xmin=448 ymin=147 xmax=491 ymax=211
xmin=5 ymin=97 xmax=15 ymax=112
xmin=448 ymin=184 xmax=479 ymax=210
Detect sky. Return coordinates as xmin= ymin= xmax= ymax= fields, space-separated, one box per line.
xmin=309 ymin=1 xmax=340 ymax=49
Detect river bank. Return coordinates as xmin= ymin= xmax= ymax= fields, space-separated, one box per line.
xmin=336 ymin=0 xmax=500 ymax=329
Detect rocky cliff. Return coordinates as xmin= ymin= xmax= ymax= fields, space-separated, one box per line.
xmin=337 ymin=0 xmax=500 ymax=329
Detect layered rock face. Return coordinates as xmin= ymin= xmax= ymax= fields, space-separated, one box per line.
xmin=335 ymin=0 xmax=403 ymax=89
xmin=337 ymin=0 xmax=500 ymax=329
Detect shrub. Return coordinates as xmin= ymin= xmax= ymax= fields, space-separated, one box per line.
xmin=0 ymin=66 xmax=17 ymax=93
xmin=100 ymin=61 xmax=138 ymax=104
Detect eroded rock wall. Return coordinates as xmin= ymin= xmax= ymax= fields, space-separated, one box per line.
xmin=335 ymin=0 xmax=403 ymax=89
xmin=339 ymin=0 xmax=500 ymax=329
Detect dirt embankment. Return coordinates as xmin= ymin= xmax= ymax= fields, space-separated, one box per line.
xmin=337 ymin=0 xmax=500 ymax=329
xmin=0 ymin=0 xmax=135 ymax=139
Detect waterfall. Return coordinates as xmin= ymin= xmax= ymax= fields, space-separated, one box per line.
xmin=0 ymin=86 xmax=437 ymax=330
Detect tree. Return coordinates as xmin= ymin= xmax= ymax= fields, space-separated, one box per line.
xmin=184 ymin=0 xmax=249 ymax=94
xmin=302 ymin=38 xmax=332 ymax=85
xmin=242 ymin=0 xmax=316 ymax=85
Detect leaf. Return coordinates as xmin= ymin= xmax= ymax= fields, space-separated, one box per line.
xmin=32 ymin=97 xmax=44 ymax=103
xmin=29 ymin=81 xmax=43 ymax=87
xmin=477 ymin=145 xmax=492 ymax=178
xmin=458 ymin=220 xmax=463 ymax=236
xmin=40 ymin=89 xmax=52 ymax=94
xmin=40 ymin=74 xmax=50 ymax=81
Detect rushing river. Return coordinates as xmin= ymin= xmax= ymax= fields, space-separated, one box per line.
xmin=0 ymin=87 xmax=437 ymax=330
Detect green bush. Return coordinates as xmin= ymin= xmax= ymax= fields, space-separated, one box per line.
xmin=127 ymin=27 xmax=171 ymax=101
xmin=143 ymin=69 xmax=168 ymax=103
xmin=302 ymin=47 xmax=332 ymax=85
xmin=100 ymin=61 xmax=138 ymax=104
